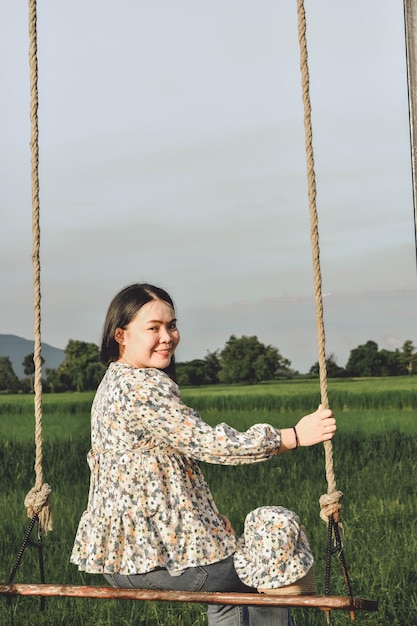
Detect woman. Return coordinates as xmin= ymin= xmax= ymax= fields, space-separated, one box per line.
xmin=71 ymin=283 xmax=336 ymax=626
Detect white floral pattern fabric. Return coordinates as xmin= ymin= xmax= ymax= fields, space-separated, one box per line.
xmin=70 ymin=363 xmax=283 ymax=576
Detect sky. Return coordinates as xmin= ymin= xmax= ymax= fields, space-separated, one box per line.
xmin=1 ymin=1 xmax=416 ymax=374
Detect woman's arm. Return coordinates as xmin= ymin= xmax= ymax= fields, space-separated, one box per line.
xmin=124 ymin=370 xmax=335 ymax=465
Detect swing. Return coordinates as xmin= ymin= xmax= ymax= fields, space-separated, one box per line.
xmin=1 ymin=0 xmax=390 ymax=620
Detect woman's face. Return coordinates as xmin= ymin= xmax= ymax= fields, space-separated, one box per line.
xmin=115 ymin=299 xmax=180 ymax=369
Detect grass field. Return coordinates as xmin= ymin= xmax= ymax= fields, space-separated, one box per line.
xmin=0 ymin=377 xmax=416 ymax=625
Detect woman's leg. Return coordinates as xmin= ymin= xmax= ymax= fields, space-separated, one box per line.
xmin=104 ymin=555 xmax=249 ymax=592
xmin=207 ymin=604 xmax=291 ymax=626
xmin=104 ymin=556 xmax=291 ymax=626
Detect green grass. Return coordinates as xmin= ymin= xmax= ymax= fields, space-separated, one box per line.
xmin=0 ymin=379 xmax=416 ymax=624
xmin=0 ymin=376 xmax=415 ymax=441
xmin=181 ymin=376 xmax=416 ymax=412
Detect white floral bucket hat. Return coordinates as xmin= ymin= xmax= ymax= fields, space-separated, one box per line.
xmin=233 ymin=506 xmax=316 ymax=594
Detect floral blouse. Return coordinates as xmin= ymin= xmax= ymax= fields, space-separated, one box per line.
xmin=70 ymin=363 xmax=282 ymax=576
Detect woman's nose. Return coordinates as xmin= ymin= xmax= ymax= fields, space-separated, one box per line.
xmin=159 ymin=328 xmax=171 ymax=343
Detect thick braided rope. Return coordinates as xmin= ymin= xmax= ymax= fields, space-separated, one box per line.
xmin=403 ymin=0 xmax=417 ymax=266
xmin=26 ymin=0 xmax=52 ymax=533
xmin=296 ymin=0 xmax=342 ymax=523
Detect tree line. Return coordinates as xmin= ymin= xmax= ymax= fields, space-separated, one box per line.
xmin=0 ymin=336 xmax=415 ymax=393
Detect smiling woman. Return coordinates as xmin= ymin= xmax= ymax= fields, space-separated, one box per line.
xmin=66 ymin=281 xmax=339 ymax=626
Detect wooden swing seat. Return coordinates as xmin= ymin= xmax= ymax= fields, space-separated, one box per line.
xmin=0 ymin=583 xmax=378 ymax=612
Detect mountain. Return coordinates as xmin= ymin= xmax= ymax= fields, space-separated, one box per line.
xmin=0 ymin=334 xmax=65 ymax=378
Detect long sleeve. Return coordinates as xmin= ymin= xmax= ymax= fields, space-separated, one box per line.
xmin=117 ymin=366 xmax=282 ymax=464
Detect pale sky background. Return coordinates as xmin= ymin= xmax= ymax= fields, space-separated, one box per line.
xmin=1 ymin=1 xmax=416 ymax=373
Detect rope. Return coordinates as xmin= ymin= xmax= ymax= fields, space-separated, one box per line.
xmin=296 ymin=0 xmax=343 ymax=523
xmin=403 ymin=0 xmax=417 ymax=267
xmin=26 ymin=0 xmax=52 ymax=533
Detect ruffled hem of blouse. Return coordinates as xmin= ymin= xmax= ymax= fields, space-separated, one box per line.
xmin=70 ymin=510 xmax=237 ymax=575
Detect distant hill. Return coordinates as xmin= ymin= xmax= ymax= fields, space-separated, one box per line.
xmin=0 ymin=334 xmax=65 ymax=378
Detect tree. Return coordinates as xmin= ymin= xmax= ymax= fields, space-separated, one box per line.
xmin=218 ymin=335 xmax=291 ymax=384
xmin=378 ymin=349 xmax=402 ymax=376
xmin=203 ymin=350 xmax=221 ymax=384
xmin=345 ymin=340 xmax=417 ymax=377
xmin=308 ymin=353 xmax=346 ymax=378
xmin=399 ymin=340 xmax=417 ymax=375
xmin=176 ymin=351 xmax=221 ymax=386
xmin=46 ymin=340 xmax=105 ymax=392
xmin=22 ymin=353 xmax=45 ymax=392
xmin=0 ymin=356 xmax=19 ymax=392
xmin=177 ymin=359 xmax=211 ymax=386
xmin=345 ymin=341 xmax=384 ymax=377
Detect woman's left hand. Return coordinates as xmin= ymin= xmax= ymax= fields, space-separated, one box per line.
xmin=220 ymin=514 xmax=235 ymax=535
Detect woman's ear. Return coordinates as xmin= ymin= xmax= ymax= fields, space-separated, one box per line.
xmin=114 ymin=328 xmax=125 ymax=345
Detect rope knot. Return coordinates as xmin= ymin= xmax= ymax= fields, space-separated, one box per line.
xmin=24 ymin=483 xmax=53 ymax=533
xmin=319 ymin=490 xmax=343 ymax=523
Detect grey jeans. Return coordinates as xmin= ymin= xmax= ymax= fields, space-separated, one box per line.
xmin=104 ymin=555 xmax=292 ymax=626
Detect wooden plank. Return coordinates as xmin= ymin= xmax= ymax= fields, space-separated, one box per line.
xmin=0 ymin=583 xmax=378 ymax=611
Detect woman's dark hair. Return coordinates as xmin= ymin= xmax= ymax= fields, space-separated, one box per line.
xmin=100 ymin=283 xmax=175 ymax=367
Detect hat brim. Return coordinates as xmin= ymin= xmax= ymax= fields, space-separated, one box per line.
xmin=258 ymin=564 xmax=317 ymax=596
